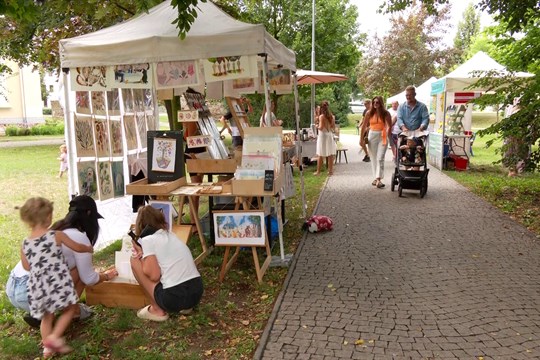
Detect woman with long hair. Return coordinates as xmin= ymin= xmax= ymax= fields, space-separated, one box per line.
xmin=360 ymin=96 xmax=392 ymax=188
xmin=314 ymin=100 xmax=337 ymax=176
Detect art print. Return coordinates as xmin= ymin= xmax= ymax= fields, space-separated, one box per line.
xmin=106 ymin=90 xmax=121 ymax=116
xmin=91 ymin=91 xmax=107 ymax=115
xmin=143 ymin=88 xmax=154 ymax=110
xmin=97 ymin=161 xmax=114 ymax=201
xmin=122 ymin=88 xmax=134 ymax=113
xmin=74 ymin=114 xmax=96 ymax=158
xmin=213 ymin=211 xmax=266 ymax=246
xmin=109 ymin=119 xmax=123 ymax=156
xmin=203 ymin=55 xmax=258 ymax=83
xmin=149 ymin=201 xmax=174 ymax=231
xmin=71 ymin=66 xmax=107 ymax=91
xmin=155 ymin=60 xmax=199 ymax=89
xmin=75 ymin=91 xmax=91 ymax=114
xmin=146 ymin=113 xmax=157 ymax=131
xmin=260 ymin=68 xmax=292 ymax=92
xmin=111 ymin=161 xmax=125 ymax=197
xmin=133 ymin=89 xmax=145 ymax=112
xmin=136 ymin=113 xmax=148 ymax=149
xmin=178 ymin=110 xmax=199 ymax=122
xmin=94 ymin=118 xmax=110 ymax=157
xmin=232 ymin=78 xmax=256 ymax=91
xmin=107 ymin=63 xmax=152 ymax=89
xmin=187 ymin=135 xmax=211 ymax=148
xmin=123 ymin=115 xmax=138 ymax=150
xmin=151 ymin=137 xmax=176 ymax=173
xmin=77 ymin=161 xmax=98 ymax=199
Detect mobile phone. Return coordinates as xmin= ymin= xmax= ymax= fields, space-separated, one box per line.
xmin=127 ymin=229 xmax=142 ymax=247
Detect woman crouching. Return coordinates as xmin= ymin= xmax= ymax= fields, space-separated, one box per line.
xmin=130 ymin=205 xmax=203 ymax=322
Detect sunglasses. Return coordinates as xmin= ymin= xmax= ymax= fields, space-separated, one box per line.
xmin=373 ymin=101 xmax=380 ymax=104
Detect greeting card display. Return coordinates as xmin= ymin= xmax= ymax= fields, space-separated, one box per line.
xmin=147 ymin=131 xmax=184 ymax=184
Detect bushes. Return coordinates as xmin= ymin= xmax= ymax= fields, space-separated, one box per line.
xmin=3 ymin=123 xmax=64 ymax=136
xmin=42 ymin=108 xmax=52 ymax=115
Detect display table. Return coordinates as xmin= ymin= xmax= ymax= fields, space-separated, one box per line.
xmin=444 ymin=134 xmax=471 ymax=170
xmin=299 ymin=140 xmax=317 ymax=159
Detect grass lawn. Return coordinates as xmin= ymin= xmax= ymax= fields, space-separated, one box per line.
xmin=0 ymin=144 xmax=326 ymax=359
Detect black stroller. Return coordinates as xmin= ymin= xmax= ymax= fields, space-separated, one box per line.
xmin=391 ymin=131 xmax=429 ymax=198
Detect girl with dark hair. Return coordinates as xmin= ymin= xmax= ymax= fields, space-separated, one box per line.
xmin=360 ymin=96 xmax=392 ymax=188
xmin=314 ymin=100 xmax=337 ymax=176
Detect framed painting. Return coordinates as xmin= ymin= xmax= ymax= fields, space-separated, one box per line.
xmin=74 ymin=114 xmax=96 ymax=157
xmin=94 ymin=118 xmax=110 ymax=157
xmin=147 ymin=131 xmax=184 ymax=183
xmin=213 ymin=211 xmax=266 ymax=246
xmin=151 ymin=137 xmax=176 ymax=173
xmin=97 ymin=161 xmax=114 ymax=201
xmin=77 ymin=161 xmax=98 ymax=199
xmin=149 ymin=200 xmax=174 ymax=231
xmin=111 ymin=161 xmax=125 ymax=197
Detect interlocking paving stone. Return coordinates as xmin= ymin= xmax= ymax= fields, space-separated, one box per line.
xmin=255 ymin=134 xmax=540 ymax=359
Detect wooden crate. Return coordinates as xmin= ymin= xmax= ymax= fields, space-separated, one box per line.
xmin=231 ymin=172 xmax=283 ymax=196
xmin=126 ymin=177 xmax=186 ymax=195
xmin=85 ymin=281 xmax=151 ymax=309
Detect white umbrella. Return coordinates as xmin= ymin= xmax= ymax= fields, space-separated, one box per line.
xmin=296 ymin=69 xmax=348 ymax=85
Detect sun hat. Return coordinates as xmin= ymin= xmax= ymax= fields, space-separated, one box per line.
xmin=68 ymin=195 xmax=104 ymax=219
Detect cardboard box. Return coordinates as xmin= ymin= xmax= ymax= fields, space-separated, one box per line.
xmin=85 ymin=281 xmax=151 ymax=309
xmin=231 ymin=172 xmax=283 ymax=196
xmin=126 ymin=177 xmax=186 ymax=195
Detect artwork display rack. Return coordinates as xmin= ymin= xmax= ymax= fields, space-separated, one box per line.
xmin=225 ymin=96 xmax=251 ymax=138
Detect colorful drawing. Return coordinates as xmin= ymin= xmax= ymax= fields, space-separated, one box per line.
xmin=74 ymin=114 xmax=96 ymax=157
xmin=136 ymin=113 xmax=147 ymax=148
xmin=151 ymin=137 xmax=176 ymax=173
xmin=71 ymin=66 xmax=107 ymax=91
xmin=109 ymin=119 xmax=123 ymax=156
xmin=111 ymin=161 xmax=125 ymax=197
xmin=91 ymin=91 xmax=106 ymax=115
xmin=75 ymin=91 xmax=91 ymax=114
xmin=203 ymin=55 xmax=258 ymax=83
xmin=107 ymin=63 xmax=152 ymax=89
xmin=155 ymin=60 xmax=199 ymax=89
xmin=77 ymin=161 xmax=98 ymax=199
xmin=187 ymin=135 xmax=211 ymax=148
xmin=106 ymin=90 xmax=121 ymax=115
xmin=213 ymin=211 xmax=266 ymax=246
xmin=94 ymin=118 xmax=110 ymax=157
xmin=97 ymin=161 xmax=114 ymax=201
xmin=123 ymin=115 xmax=138 ymax=150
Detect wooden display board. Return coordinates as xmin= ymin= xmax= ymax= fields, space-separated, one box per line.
xmin=225 ymin=97 xmax=250 ymax=138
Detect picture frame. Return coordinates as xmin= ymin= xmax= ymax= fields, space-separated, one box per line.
xmin=213 ymin=210 xmax=266 ymax=246
xmin=149 ymin=200 xmax=174 ymax=231
xmin=146 ymin=130 xmax=184 ymax=183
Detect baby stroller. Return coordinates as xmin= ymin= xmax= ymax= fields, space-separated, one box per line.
xmin=390 ymin=130 xmax=429 ymax=198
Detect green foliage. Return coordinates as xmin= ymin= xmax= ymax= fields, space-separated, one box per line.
xmin=42 ymin=107 xmax=52 ymax=115
xmin=5 ymin=126 xmax=18 ymax=136
xmin=453 ymin=3 xmax=481 ymax=63
xmin=29 ymin=123 xmax=64 ymax=135
xmin=171 ymin=0 xmax=207 ymax=40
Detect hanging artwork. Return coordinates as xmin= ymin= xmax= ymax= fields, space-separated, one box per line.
xmin=94 ymin=118 xmax=110 ymax=157
xmin=151 ymin=137 xmax=176 ymax=173
xmin=155 ymin=60 xmax=199 ymax=89
xmin=122 ymin=88 xmax=134 ymax=113
xmin=106 ymin=90 xmax=121 ymax=116
xmin=107 ymin=63 xmax=152 ymax=89
xmin=111 ymin=161 xmax=125 ymax=197
xmin=187 ymin=135 xmax=212 ymax=148
xmin=97 ymin=161 xmax=114 ymax=201
xmin=77 ymin=161 xmax=98 ymax=199
xmin=123 ymin=115 xmax=138 ymax=150
xmin=136 ymin=113 xmax=148 ymax=149
xmin=143 ymin=89 xmax=154 ymax=110
xmin=75 ymin=91 xmax=91 ymax=114
xmin=260 ymin=68 xmax=292 ymax=93
xmin=91 ymin=91 xmax=107 ymax=116
xmin=71 ymin=66 xmax=108 ymax=91
xmin=133 ymin=89 xmax=145 ymax=112
xmin=74 ymin=115 xmax=96 ymax=158
xmin=203 ymin=55 xmax=258 ymax=83
xmin=109 ymin=119 xmax=123 ymax=156
xmin=146 ymin=113 xmax=157 ymax=131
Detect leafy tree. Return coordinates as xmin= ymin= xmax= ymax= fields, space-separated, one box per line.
xmin=356 ymin=4 xmax=454 ymax=98
xmin=453 ymin=3 xmax=480 ymax=62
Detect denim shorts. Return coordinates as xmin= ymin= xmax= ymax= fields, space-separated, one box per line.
xmin=6 ymin=273 xmax=30 ymax=312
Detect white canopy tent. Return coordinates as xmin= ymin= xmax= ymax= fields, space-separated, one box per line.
xmin=386 ymin=76 xmax=437 ymax=106
xmin=428 ymin=51 xmax=534 ymax=170
xmin=59 ymin=1 xmax=298 ymax=248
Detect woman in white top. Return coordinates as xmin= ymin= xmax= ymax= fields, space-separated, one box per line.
xmin=314 ymin=100 xmax=337 ymax=176
xmin=260 ymin=101 xmax=282 ymax=127
xmin=130 ymin=205 xmax=203 ymax=322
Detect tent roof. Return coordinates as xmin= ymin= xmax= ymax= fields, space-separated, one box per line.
xmin=386 ymin=76 xmax=437 ymax=105
xmin=59 ymin=1 xmax=295 ymax=70
xmin=437 ymin=51 xmax=532 ymax=92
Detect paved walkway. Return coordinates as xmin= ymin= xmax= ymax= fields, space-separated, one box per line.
xmin=255 ymin=134 xmax=540 ymax=359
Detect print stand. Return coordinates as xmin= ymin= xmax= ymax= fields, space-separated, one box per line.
xmin=146 ymin=130 xmax=184 ymax=183
xmin=225 ymin=97 xmax=251 ymax=138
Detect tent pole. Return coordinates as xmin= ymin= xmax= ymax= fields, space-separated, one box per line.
xmin=310 ymin=0 xmax=316 ymax=126
xmin=262 ymin=56 xmax=272 ymax=126
xmin=293 ymin=75 xmax=306 ymax=219
xmin=62 ymin=70 xmax=76 ymax=198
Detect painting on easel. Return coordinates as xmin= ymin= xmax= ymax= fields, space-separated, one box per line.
xmin=213 ymin=211 xmax=266 ymax=246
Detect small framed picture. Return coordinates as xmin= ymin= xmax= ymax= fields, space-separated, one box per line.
xmin=149 ymin=200 xmax=175 ymax=231
xmin=213 ymin=211 xmax=266 ymax=246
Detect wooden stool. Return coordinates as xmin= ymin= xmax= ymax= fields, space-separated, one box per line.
xmin=335 ymin=148 xmax=348 ymax=164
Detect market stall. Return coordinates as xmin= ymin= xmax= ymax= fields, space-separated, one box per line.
xmin=59 ymin=0 xmax=297 ymax=249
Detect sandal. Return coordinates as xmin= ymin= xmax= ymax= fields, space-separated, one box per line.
xmin=137 ymin=305 xmax=169 ymax=322
xmin=43 ymin=347 xmax=55 ymax=359
xmin=376 ymin=181 xmax=385 ymax=189
xmin=43 ymin=337 xmax=73 ymax=355
xmin=372 ymin=180 xmax=378 ymax=186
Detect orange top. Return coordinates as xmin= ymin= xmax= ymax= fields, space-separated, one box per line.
xmin=369 ymin=114 xmax=385 ymax=131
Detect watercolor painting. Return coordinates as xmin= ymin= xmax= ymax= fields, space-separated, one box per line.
xmin=91 ymin=91 xmax=107 ymax=116
xmin=213 ymin=211 xmax=266 ymax=246
xmin=94 ymin=118 xmax=110 ymax=157
xmin=155 ymin=60 xmax=199 ymax=89
xmin=106 ymin=90 xmax=121 ymax=116
xmin=71 ymin=66 xmax=107 ymax=91
xmin=75 ymin=91 xmax=91 ymax=114
xmin=77 ymin=161 xmax=98 ymax=199
xmin=74 ymin=114 xmax=96 ymax=158
xmin=123 ymin=114 xmax=138 ymax=150
xmin=151 ymin=137 xmax=176 ymax=173
xmin=133 ymin=89 xmax=145 ymax=112
xmin=122 ymin=88 xmax=134 ymax=113
xmin=203 ymin=55 xmax=258 ymax=83
xmin=111 ymin=161 xmax=125 ymax=197
xmin=97 ymin=161 xmax=114 ymax=201
xmin=109 ymin=119 xmax=123 ymax=156
xmin=136 ymin=113 xmax=148 ymax=148
xmin=108 ymin=63 xmax=152 ymax=89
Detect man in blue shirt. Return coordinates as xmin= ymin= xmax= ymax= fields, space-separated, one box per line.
xmin=397 ymin=86 xmax=429 ymax=131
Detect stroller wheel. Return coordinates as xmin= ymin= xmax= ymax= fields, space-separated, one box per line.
xmin=398 ymin=184 xmax=403 ymax=197
xmin=420 ymin=177 xmax=428 ymax=198
xmin=391 ymin=169 xmax=398 ymax=192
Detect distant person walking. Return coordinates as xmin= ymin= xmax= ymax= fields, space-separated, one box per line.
xmin=389 ymin=101 xmax=400 ymax=162
xmin=397 ymin=86 xmax=429 ymax=132
xmin=360 ymin=96 xmax=392 ymax=188
xmin=359 ymin=99 xmax=371 ymax=162
xmin=314 ymin=100 xmax=337 ymax=176
xmin=57 ymin=144 xmax=68 ymax=178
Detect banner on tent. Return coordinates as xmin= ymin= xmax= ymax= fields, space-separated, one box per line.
xmin=454 ymin=92 xmax=481 ymax=104
xmin=202 ymin=55 xmax=258 ymax=83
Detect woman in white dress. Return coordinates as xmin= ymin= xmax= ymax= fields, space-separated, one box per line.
xmin=314 ymin=100 xmax=337 ymax=176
